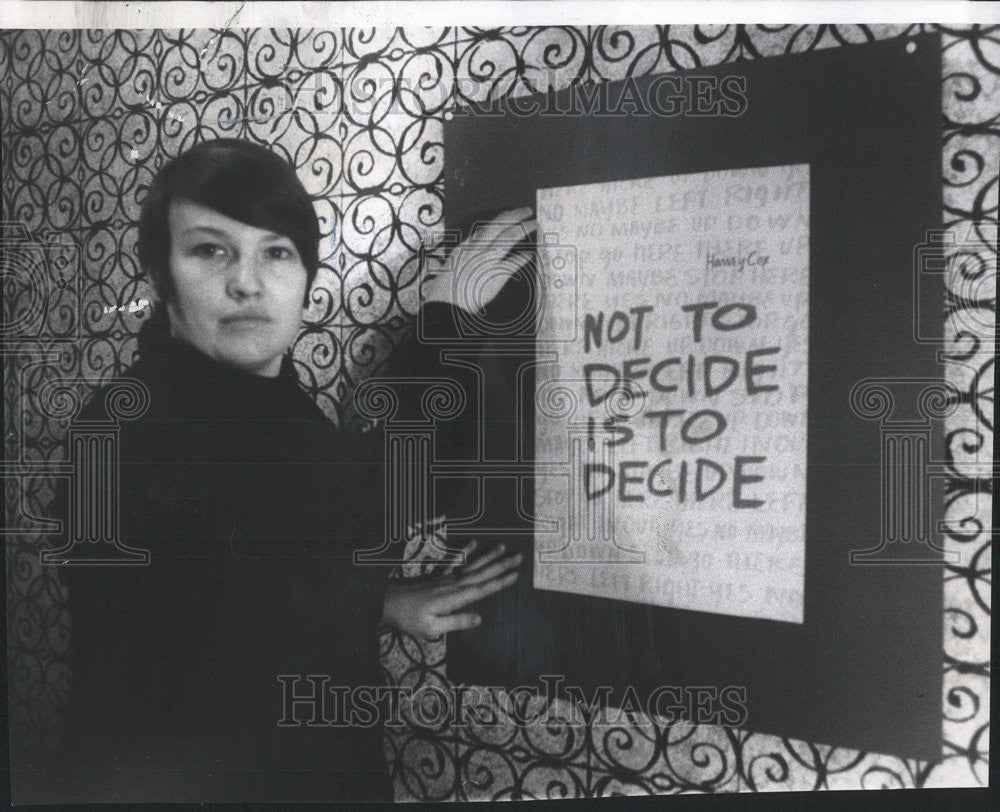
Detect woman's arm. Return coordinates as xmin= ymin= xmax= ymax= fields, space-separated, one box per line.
xmin=371 ymin=208 xmax=537 ymax=636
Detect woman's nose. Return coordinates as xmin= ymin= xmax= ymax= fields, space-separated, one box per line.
xmin=226 ymin=255 xmax=264 ymax=298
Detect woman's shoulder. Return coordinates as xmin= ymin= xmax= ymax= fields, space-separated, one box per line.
xmin=75 ymin=360 xmax=158 ymax=424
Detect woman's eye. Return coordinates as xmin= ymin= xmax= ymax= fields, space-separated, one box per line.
xmin=265 ymin=246 xmax=295 ymax=260
xmin=192 ymin=243 xmax=226 ymax=260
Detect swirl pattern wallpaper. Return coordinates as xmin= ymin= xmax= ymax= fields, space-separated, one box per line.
xmin=1 ymin=23 xmax=994 ymax=799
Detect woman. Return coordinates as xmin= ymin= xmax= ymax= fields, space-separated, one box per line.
xmin=57 ymin=139 xmax=533 ymax=802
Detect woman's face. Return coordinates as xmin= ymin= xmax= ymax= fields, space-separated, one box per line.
xmin=165 ymin=198 xmax=309 ymax=377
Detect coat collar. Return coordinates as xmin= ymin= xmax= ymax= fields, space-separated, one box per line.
xmin=133 ymin=306 xmax=308 ymax=417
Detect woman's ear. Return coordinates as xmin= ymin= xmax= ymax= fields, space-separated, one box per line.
xmin=164 ymin=300 xmax=182 ymax=337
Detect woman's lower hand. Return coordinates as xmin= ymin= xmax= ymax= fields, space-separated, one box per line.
xmin=381 ymin=540 xmax=522 ymax=640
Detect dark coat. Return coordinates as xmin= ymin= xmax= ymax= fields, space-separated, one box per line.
xmin=57 ymin=309 xmax=412 ymax=803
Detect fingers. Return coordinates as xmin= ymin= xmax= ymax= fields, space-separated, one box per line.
xmin=457 ymin=552 xmax=522 ymax=587
xmin=471 ymin=207 xmax=534 ymax=241
xmin=503 ymin=206 xmax=534 ymax=221
xmin=461 ymin=542 xmax=507 ymax=575
xmin=488 ymin=220 xmax=537 ymax=247
xmin=428 ymin=612 xmax=482 ymax=636
xmin=439 ymin=539 xmax=476 ymax=576
xmin=435 ymin=568 xmax=519 ymax=614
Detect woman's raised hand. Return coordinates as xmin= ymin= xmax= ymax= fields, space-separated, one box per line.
xmin=421 ymin=208 xmax=537 ymax=313
xmin=381 ymin=540 xmax=522 ymax=640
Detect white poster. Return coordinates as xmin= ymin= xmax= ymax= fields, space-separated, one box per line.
xmin=534 ymin=164 xmax=809 ymax=623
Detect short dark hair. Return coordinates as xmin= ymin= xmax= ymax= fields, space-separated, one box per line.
xmin=137 ymin=139 xmax=321 ymax=305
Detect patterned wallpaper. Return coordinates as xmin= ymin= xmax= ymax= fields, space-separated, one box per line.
xmin=1 ymin=24 xmax=994 ymax=799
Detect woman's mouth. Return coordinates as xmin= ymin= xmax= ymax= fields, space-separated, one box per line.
xmin=221 ymin=313 xmax=272 ymax=325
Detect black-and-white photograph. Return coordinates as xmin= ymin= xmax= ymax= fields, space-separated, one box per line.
xmin=1 ymin=2 xmax=994 ymax=806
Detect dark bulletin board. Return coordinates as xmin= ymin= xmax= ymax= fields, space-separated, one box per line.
xmin=437 ymin=35 xmax=944 ymax=761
